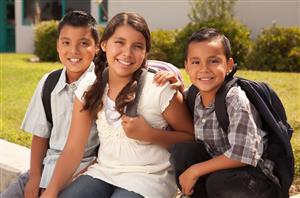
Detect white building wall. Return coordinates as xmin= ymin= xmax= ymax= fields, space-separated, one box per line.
xmin=234 ymin=0 xmax=300 ymax=38
xmin=108 ymin=0 xmax=300 ymax=35
xmin=15 ymin=0 xmax=35 ymax=53
xmin=108 ymin=0 xmax=190 ymax=30
xmin=14 ymin=0 xmax=300 ymax=53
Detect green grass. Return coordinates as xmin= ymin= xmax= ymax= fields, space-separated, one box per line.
xmin=1 ymin=53 xmax=300 ymax=179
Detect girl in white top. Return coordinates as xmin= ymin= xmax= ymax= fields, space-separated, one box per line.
xmin=41 ymin=12 xmax=194 ymax=198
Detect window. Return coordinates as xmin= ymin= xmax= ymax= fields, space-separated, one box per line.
xmin=99 ymin=0 xmax=108 ymax=24
xmin=22 ymin=0 xmax=91 ymax=25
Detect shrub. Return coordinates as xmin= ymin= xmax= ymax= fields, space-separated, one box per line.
xmin=34 ymin=20 xmax=59 ymax=61
xmin=148 ymin=29 xmax=178 ymax=65
xmin=248 ymin=25 xmax=300 ymax=72
xmin=173 ymin=18 xmax=252 ymax=68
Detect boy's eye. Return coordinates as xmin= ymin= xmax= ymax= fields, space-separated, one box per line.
xmin=191 ymin=60 xmax=200 ymax=65
xmin=62 ymin=41 xmax=69 ymax=45
xmin=208 ymin=58 xmax=220 ymax=65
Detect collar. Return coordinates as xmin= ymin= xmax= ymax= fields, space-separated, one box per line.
xmin=54 ymin=62 xmax=95 ymax=94
xmin=196 ymin=92 xmax=215 ymax=109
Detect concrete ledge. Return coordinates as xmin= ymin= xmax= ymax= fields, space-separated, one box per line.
xmin=0 ymin=139 xmax=30 ymax=192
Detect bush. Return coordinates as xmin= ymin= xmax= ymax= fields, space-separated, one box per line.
xmin=248 ymin=25 xmax=300 ymax=72
xmin=34 ymin=20 xmax=59 ymax=61
xmin=148 ymin=29 xmax=178 ymax=64
xmin=173 ymin=18 xmax=252 ymax=68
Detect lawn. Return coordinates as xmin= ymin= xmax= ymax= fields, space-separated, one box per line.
xmin=1 ymin=53 xmax=300 ymax=193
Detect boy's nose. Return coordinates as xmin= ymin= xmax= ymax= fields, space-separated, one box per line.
xmin=70 ymin=45 xmax=80 ymax=54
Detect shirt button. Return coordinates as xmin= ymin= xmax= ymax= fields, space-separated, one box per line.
xmin=202 ymin=118 xmax=206 ymax=123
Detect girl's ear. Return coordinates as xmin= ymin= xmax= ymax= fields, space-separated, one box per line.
xmin=100 ymin=41 xmax=107 ymax=52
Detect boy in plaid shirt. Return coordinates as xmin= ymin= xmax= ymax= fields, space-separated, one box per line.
xmin=170 ymin=28 xmax=278 ymax=198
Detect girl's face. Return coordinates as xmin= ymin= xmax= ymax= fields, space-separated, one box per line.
xmin=101 ymin=24 xmax=147 ymax=80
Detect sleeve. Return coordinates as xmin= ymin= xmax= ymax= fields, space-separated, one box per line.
xmin=223 ymin=86 xmax=264 ymax=166
xmin=21 ymin=73 xmax=51 ymax=138
xmin=159 ymin=82 xmax=177 ymax=113
xmin=75 ymin=72 xmax=96 ymax=103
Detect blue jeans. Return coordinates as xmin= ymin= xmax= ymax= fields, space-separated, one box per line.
xmin=170 ymin=141 xmax=278 ymax=198
xmin=58 ymin=175 xmax=144 ymax=198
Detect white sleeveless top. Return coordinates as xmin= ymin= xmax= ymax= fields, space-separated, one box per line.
xmin=75 ymin=71 xmax=177 ymax=198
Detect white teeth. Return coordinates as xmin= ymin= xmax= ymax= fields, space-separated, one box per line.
xmin=69 ymin=58 xmax=80 ymax=63
xmin=118 ymin=59 xmax=131 ymax=65
xmin=199 ymin=77 xmax=212 ymax=81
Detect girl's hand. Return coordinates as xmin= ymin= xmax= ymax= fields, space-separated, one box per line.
xmin=179 ymin=165 xmax=199 ymax=196
xmin=153 ymin=71 xmax=184 ymax=93
xmin=121 ymin=115 xmax=153 ymax=142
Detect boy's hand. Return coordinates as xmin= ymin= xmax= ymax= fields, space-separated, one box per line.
xmin=153 ymin=71 xmax=184 ymax=93
xmin=24 ymin=176 xmax=40 ymax=198
xmin=121 ymin=115 xmax=153 ymax=142
xmin=179 ymin=165 xmax=199 ymax=196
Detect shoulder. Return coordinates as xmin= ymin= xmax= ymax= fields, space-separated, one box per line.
xmin=225 ymin=84 xmax=251 ymax=111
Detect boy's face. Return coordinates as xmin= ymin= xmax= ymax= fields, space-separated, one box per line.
xmin=185 ymin=39 xmax=233 ymax=101
xmin=57 ymin=25 xmax=98 ymax=82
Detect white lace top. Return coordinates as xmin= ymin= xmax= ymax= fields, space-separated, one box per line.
xmin=75 ymin=71 xmax=177 ymax=198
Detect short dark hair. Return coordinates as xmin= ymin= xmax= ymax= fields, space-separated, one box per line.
xmin=58 ymin=10 xmax=99 ymax=44
xmin=185 ymin=28 xmax=231 ymax=60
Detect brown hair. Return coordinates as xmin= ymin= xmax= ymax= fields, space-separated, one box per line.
xmin=82 ymin=12 xmax=151 ymax=119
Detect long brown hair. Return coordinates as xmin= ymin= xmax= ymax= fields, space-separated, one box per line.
xmin=82 ymin=12 xmax=151 ymax=119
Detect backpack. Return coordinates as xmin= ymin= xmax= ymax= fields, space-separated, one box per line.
xmin=185 ymin=65 xmax=294 ymax=198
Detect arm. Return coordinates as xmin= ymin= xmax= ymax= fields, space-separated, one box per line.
xmin=24 ymin=135 xmax=48 ymax=198
xmin=180 ymin=154 xmax=246 ymax=195
xmin=41 ymin=98 xmax=93 ymax=198
xmin=122 ymin=91 xmax=194 ymax=148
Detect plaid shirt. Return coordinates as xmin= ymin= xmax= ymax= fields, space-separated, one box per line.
xmin=194 ymin=85 xmax=279 ymax=185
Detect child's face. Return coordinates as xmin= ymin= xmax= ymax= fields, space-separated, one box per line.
xmin=57 ymin=25 xmax=98 ymax=81
xmin=185 ymin=39 xmax=233 ymax=100
xmin=101 ymin=24 xmax=147 ymax=80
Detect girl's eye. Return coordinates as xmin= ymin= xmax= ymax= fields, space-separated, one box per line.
xmin=115 ymin=40 xmax=123 ymax=45
xmin=134 ymin=44 xmax=144 ymax=50
xmin=81 ymin=42 xmax=89 ymax=47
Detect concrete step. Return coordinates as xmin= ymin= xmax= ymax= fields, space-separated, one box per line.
xmin=0 ymin=139 xmax=30 ymax=192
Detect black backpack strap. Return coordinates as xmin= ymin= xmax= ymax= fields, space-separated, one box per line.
xmin=215 ymin=77 xmax=238 ymax=133
xmin=184 ymin=85 xmax=199 ymax=117
xmin=42 ymin=69 xmax=63 ymax=126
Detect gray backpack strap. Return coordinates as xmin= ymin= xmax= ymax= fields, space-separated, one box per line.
xmin=126 ymin=68 xmax=149 ymax=117
xmin=100 ymin=67 xmax=152 ymax=117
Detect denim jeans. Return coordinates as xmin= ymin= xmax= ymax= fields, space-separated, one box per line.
xmin=170 ymin=141 xmax=278 ymax=198
xmin=1 ymin=171 xmax=29 ymax=198
xmin=58 ymin=175 xmax=144 ymax=198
